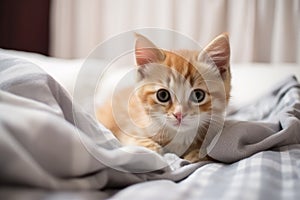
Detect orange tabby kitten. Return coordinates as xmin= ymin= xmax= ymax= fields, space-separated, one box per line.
xmin=97 ymin=33 xmax=231 ymax=163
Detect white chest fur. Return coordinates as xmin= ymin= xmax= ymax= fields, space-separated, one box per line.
xmin=162 ymin=128 xmax=199 ymax=156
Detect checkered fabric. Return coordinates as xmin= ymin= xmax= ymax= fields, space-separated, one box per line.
xmin=0 ymin=53 xmax=299 ymax=200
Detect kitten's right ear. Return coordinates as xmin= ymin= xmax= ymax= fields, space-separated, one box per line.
xmin=134 ymin=33 xmax=165 ymax=66
xmin=198 ymin=33 xmax=230 ymax=79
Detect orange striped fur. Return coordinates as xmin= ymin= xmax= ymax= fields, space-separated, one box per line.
xmin=97 ymin=33 xmax=231 ymax=163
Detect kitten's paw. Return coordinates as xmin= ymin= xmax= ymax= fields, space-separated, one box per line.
xmin=183 ymin=149 xmax=200 ymax=163
xmin=146 ymin=143 xmax=163 ymax=155
xmin=183 ymin=149 xmax=211 ymax=163
xmin=135 ymin=138 xmax=163 ymax=154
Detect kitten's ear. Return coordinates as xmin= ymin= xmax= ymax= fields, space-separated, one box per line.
xmin=134 ymin=33 xmax=165 ymax=66
xmin=198 ymin=33 xmax=230 ymax=79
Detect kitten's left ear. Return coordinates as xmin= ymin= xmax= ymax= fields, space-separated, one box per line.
xmin=198 ymin=33 xmax=230 ymax=79
xmin=134 ymin=33 xmax=165 ymax=66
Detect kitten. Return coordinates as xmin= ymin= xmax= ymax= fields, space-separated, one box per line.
xmin=97 ymin=33 xmax=231 ymax=163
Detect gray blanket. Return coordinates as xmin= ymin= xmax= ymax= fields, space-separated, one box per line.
xmin=1 ymin=54 xmax=300 ymax=200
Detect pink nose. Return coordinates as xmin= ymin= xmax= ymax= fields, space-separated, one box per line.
xmin=173 ymin=112 xmax=183 ymax=123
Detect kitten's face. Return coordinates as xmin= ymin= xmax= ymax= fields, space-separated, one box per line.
xmin=134 ymin=33 xmax=231 ymax=133
xmin=136 ymin=52 xmax=212 ymax=131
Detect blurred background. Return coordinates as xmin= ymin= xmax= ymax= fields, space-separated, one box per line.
xmin=0 ymin=0 xmax=299 ymax=64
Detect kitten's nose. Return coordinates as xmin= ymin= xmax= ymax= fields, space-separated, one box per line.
xmin=173 ymin=112 xmax=183 ymax=123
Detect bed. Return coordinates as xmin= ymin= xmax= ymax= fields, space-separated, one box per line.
xmin=1 ymin=49 xmax=300 ymax=200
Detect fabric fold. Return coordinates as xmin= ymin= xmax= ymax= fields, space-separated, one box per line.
xmin=1 ymin=54 xmax=300 ymax=199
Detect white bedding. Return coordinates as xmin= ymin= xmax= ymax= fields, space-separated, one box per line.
xmin=1 ymin=49 xmax=300 ymax=200
xmin=1 ymin=48 xmax=299 ymax=109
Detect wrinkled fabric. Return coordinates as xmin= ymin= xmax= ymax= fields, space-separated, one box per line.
xmin=0 ymin=54 xmax=300 ymax=200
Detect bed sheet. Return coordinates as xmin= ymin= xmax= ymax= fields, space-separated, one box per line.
xmin=1 ymin=48 xmax=300 ymax=108
xmin=0 ymin=52 xmax=300 ymax=200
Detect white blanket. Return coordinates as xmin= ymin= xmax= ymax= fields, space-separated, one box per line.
xmin=1 ymin=53 xmax=300 ymax=200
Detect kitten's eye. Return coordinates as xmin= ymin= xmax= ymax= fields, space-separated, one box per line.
xmin=156 ymin=89 xmax=170 ymax=103
xmin=190 ymin=89 xmax=205 ymax=103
